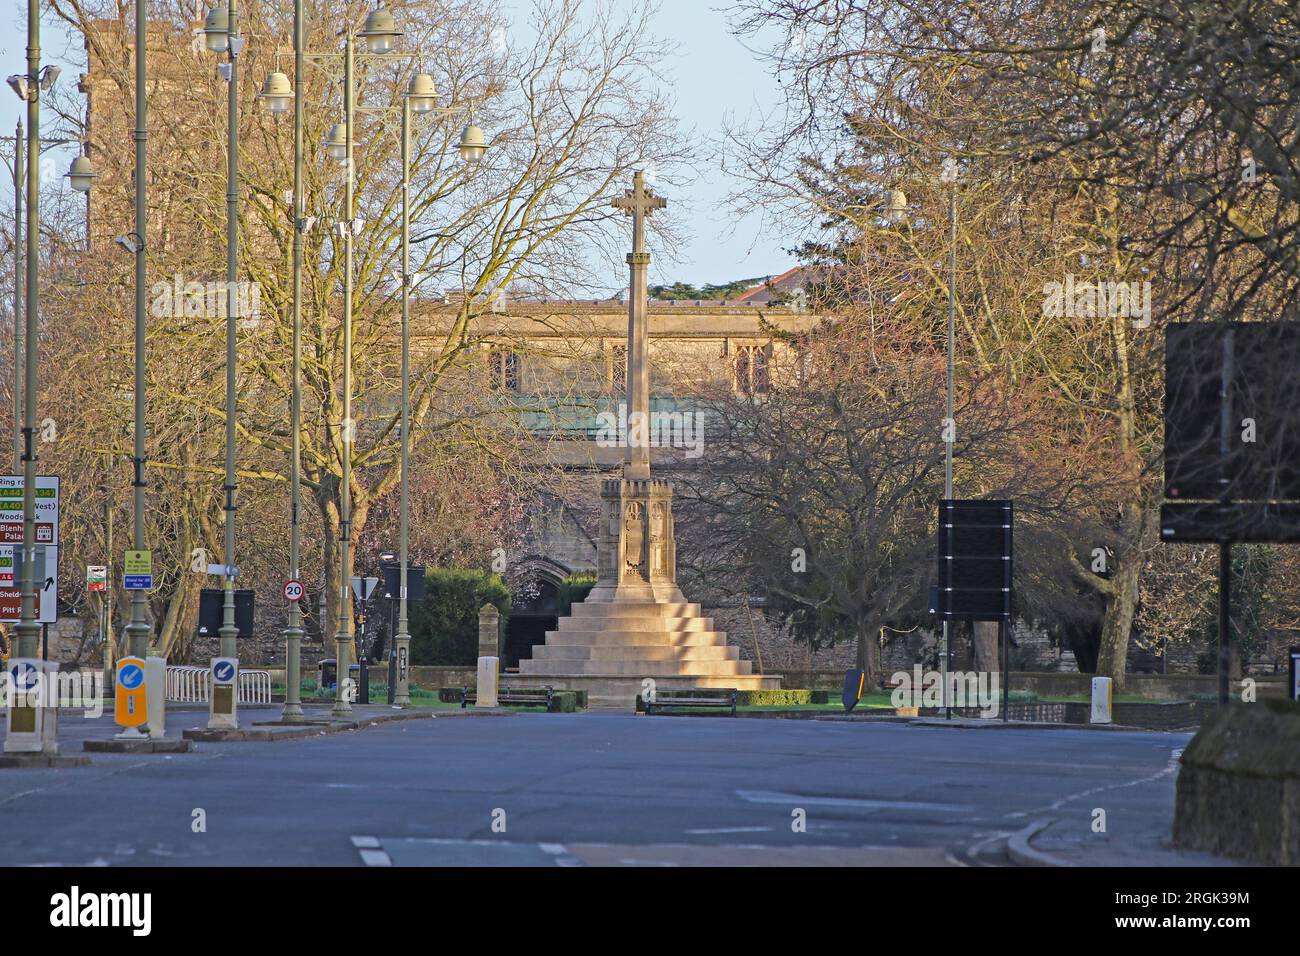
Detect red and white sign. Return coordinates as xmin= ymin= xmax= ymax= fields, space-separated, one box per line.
xmin=283 ymin=579 xmax=304 ymax=603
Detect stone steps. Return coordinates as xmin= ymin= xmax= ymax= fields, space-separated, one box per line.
xmin=570 ymin=602 xmax=702 ymax=619
xmin=518 ymin=658 xmax=754 ymax=677
xmin=555 ymin=615 xmax=713 ymax=632
xmin=542 ymin=629 xmax=727 ymax=646
xmin=530 ymin=644 xmax=741 ymax=662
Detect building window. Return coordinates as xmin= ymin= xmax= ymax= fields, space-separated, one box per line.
xmin=735 ymin=344 xmax=771 ymax=395
xmin=608 ymin=345 xmax=626 ymax=393
xmin=488 ymin=349 xmax=520 ymax=391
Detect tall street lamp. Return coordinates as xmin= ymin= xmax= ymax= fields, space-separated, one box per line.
xmin=393 ymin=76 xmax=485 ymax=706
xmin=9 ymin=120 xmax=23 ymax=474
xmin=258 ymin=2 xmax=486 ymax=716
xmin=123 ymin=0 xmax=152 ymax=678
xmin=3 ymin=0 xmax=95 ymax=756
xmin=203 ymin=2 xmax=244 ymax=731
xmin=5 ymin=128 xmax=81 ymax=474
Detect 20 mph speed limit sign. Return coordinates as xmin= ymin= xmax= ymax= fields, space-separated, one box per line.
xmin=283 ymin=579 xmax=304 ymax=602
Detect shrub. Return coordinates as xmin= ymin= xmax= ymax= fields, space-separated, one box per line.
xmin=409 ymin=568 xmax=511 ymax=665
xmin=557 ymin=572 xmax=597 ymax=615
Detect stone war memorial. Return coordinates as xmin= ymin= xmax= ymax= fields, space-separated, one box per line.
xmin=515 ymin=173 xmax=780 ymax=708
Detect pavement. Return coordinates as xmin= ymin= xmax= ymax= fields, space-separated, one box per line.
xmin=0 ymin=706 xmax=1232 ymax=867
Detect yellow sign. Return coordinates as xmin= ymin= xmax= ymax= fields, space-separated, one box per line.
xmin=123 ymin=550 xmax=152 ymax=575
xmin=114 ymin=656 xmax=148 ymax=728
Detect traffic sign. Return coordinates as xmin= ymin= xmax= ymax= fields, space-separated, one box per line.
xmin=350 ymin=576 xmax=379 ymax=604
xmin=212 ymin=657 xmax=237 ymax=686
xmin=283 ymin=579 xmax=304 ymax=603
xmin=124 ymin=549 xmax=153 ymax=591
xmin=86 ymin=565 xmax=107 ymax=593
xmin=114 ymin=656 xmax=148 ymax=728
xmin=0 ymin=475 xmax=60 ymax=625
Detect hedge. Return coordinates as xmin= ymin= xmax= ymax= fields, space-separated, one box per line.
xmin=409 ymin=567 xmax=510 ymax=666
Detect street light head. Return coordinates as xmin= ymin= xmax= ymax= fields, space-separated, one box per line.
xmin=257 ymin=71 xmax=293 ymax=114
xmin=458 ymin=124 xmax=487 ymax=164
xmin=324 ymin=123 xmax=349 ymax=162
xmin=406 ymin=73 xmax=438 ymax=114
xmin=203 ymin=5 xmax=231 ymax=53
xmin=65 ymin=153 xmax=97 ymax=194
xmin=361 ymin=5 xmax=401 ymax=54
xmin=6 ymin=75 xmax=29 ymax=101
xmin=38 ymin=66 xmax=61 ymax=91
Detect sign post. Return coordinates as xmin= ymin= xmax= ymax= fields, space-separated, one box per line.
xmin=209 ymin=656 xmax=238 ymax=730
xmin=114 ymin=656 xmax=148 ymax=735
xmin=123 ymin=549 xmax=153 ymax=591
xmin=936 ymin=499 xmax=1013 ymax=721
xmin=1 ymin=476 xmax=60 ymax=756
xmin=350 ymin=577 xmax=378 ymax=705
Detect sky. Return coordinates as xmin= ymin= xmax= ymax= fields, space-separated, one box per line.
xmin=0 ymin=1 xmax=798 ymax=289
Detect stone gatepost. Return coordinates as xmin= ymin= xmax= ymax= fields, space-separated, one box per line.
xmin=478 ymin=603 xmax=500 ymax=658
xmin=477 ymin=604 xmax=500 ymax=707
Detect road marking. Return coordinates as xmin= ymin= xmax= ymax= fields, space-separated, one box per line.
xmin=351 ymin=835 xmax=392 ymax=866
xmin=1006 ymin=745 xmax=1184 ymax=818
xmin=736 ymin=789 xmax=970 ymax=812
xmin=684 ymin=826 xmax=773 ymax=835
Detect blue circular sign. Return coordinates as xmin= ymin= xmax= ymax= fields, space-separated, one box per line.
xmin=213 ymin=661 xmax=236 ymax=683
xmin=13 ymin=661 xmax=38 ymax=691
xmin=118 ymin=664 xmax=144 ymax=690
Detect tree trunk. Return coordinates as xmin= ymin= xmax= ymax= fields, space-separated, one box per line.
xmin=855 ymin=623 xmax=880 ymax=687
xmin=1095 ymin=553 xmax=1141 ymax=691
xmin=1094 ymin=502 xmax=1155 ymax=692
xmin=973 ymin=620 xmax=999 ymax=673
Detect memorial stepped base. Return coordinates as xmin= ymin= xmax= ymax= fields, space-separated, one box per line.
xmin=516 ymin=600 xmax=781 ymax=709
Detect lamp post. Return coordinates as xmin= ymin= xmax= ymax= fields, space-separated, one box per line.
xmin=123 ymin=0 xmax=151 ymax=671
xmin=943 ymin=177 xmax=956 ymax=720
xmin=3 ymin=0 xmax=95 ymax=755
xmin=252 ymin=3 xmax=302 ymax=723
xmin=6 ymin=129 xmax=81 ymax=477
xmin=10 ymin=120 xmax=21 ymax=474
xmin=203 ymin=2 xmax=243 ymax=730
xmin=258 ymin=2 xmax=485 ymax=715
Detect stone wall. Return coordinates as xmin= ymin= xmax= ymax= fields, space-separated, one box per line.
xmin=1173 ymin=699 xmax=1300 ymax=864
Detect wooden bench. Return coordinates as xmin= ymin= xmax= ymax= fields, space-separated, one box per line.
xmin=642 ymin=688 xmax=738 ymax=716
xmin=460 ymin=685 xmax=555 ymax=711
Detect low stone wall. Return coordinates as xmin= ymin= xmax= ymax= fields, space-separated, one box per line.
xmin=265 ymin=664 xmax=477 ymax=689
xmin=927 ymin=700 xmax=1211 ymax=730
xmin=1173 ymin=699 xmax=1300 ymax=865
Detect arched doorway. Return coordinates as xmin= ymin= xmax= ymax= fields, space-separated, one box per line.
xmin=504 ymin=576 xmax=559 ymax=669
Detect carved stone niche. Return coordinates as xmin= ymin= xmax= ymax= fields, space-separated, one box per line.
xmin=593 ymin=478 xmax=679 ymax=600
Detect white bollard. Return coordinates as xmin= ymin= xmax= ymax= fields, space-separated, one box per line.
xmin=145 ymin=656 xmax=167 ymax=739
xmin=476 ymin=656 xmax=499 ymax=708
xmin=1090 ymin=676 xmax=1113 ymax=724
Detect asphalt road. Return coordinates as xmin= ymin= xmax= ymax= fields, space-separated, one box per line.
xmin=0 ymin=711 xmax=1206 ymax=866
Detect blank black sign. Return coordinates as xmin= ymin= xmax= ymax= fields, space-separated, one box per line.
xmin=197 ymin=588 xmax=255 ymax=639
xmin=936 ymin=499 xmax=1012 ymax=621
xmin=1165 ymin=322 xmax=1300 ymax=502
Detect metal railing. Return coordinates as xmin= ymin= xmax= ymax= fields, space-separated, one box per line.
xmin=165 ymin=665 xmax=272 ymax=705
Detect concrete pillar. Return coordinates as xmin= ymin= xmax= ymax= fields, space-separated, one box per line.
xmin=1090 ymin=676 xmax=1113 ymax=724
xmin=476 ymin=656 xmax=499 ymax=708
